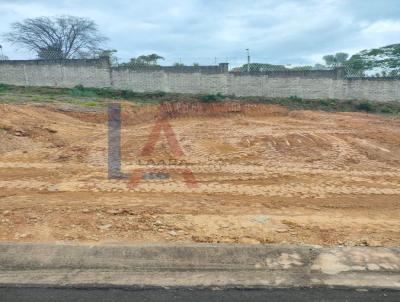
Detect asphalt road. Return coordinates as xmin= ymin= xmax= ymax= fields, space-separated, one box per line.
xmin=1 ymin=287 xmax=399 ymax=302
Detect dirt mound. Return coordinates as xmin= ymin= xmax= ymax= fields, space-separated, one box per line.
xmin=59 ymin=101 xmax=289 ymax=126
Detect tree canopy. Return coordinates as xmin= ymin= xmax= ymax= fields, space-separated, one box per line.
xmin=124 ymin=54 xmax=165 ymax=66
xmin=346 ymin=44 xmax=400 ymax=76
xmin=322 ymin=52 xmax=349 ymax=67
xmin=4 ymin=16 xmax=107 ymax=59
xmin=232 ymin=63 xmax=287 ymax=72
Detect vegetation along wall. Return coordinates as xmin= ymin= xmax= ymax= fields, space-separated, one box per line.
xmin=0 ymin=58 xmax=399 ymax=102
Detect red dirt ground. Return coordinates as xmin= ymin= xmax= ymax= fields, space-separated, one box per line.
xmin=1 ymin=101 xmax=400 ymax=246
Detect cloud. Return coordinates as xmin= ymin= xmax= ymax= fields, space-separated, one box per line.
xmin=362 ymin=20 xmax=400 ymax=34
xmin=0 ymin=0 xmax=399 ymax=65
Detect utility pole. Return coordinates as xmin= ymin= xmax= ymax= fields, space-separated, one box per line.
xmin=0 ymin=45 xmax=3 ymax=58
xmin=246 ymin=49 xmax=250 ymax=73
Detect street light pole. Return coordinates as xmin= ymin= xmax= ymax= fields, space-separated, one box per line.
xmin=246 ymin=48 xmax=250 ymax=73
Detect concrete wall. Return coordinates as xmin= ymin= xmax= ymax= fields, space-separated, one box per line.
xmin=111 ymin=69 xmax=229 ymax=94
xmin=0 ymin=58 xmax=111 ymax=88
xmin=1 ymin=58 xmax=399 ymax=102
xmin=337 ymin=78 xmax=400 ymax=102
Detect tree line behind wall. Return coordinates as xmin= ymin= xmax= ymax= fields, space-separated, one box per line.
xmin=1 ymin=15 xmax=399 ymax=76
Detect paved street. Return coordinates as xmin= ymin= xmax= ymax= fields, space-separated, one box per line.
xmin=1 ymin=287 xmax=400 ymax=302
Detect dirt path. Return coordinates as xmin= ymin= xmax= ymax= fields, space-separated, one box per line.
xmin=1 ymin=102 xmax=399 ymax=246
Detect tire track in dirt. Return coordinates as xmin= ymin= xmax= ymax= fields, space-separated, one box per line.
xmin=1 ymin=103 xmax=400 ymax=246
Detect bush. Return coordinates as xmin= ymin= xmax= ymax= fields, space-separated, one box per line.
xmin=200 ymin=94 xmax=218 ymax=102
xmin=0 ymin=83 xmax=11 ymax=93
xmin=355 ymin=101 xmax=374 ymax=112
xmin=200 ymin=93 xmax=225 ymax=103
xmin=69 ymin=85 xmax=167 ymax=101
xmin=70 ymin=85 xmax=97 ymax=97
xmin=288 ymin=95 xmax=302 ymax=101
xmin=380 ymin=106 xmax=393 ymax=114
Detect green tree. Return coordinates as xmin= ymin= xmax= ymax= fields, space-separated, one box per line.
xmin=313 ymin=63 xmax=328 ymax=70
xmin=124 ymin=53 xmax=164 ymax=66
xmin=291 ymin=65 xmax=313 ymax=71
xmin=92 ymin=49 xmax=118 ymax=65
xmin=146 ymin=53 xmax=164 ymax=65
xmin=345 ymin=54 xmax=369 ymax=76
xmin=237 ymin=63 xmax=287 ymax=72
xmin=126 ymin=57 xmax=146 ymax=66
xmin=335 ymin=52 xmax=349 ymax=64
xmin=322 ymin=55 xmax=336 ymax=67
xmin=347 ymin=44 xmax=400 ymax=75
xmin=323 ymin=52 xmax=349 ymax=67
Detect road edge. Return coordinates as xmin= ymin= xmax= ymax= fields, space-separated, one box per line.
xmin=0 ymin=243 xmax=399 ymax=290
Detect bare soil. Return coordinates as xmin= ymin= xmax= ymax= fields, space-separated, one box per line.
xmin=1 ymin=101 xmax=400 ymax=247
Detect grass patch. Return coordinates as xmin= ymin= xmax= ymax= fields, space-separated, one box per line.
xmin=69 ymin=84 xmax=167 ymax=101
xmin=30 ymin=95 xmax=56 ymax=103
xmin=1 ymin=83 xmax=399 ymax=116
xmin=70 ymin=85 xmax=98 ymax=97
xmin=0 ymin=83 xmax=70 ymax=96
xmin=68 ymin=99 xmax=102 ymax=107
xmin=245 ymin=96 xmax=400 ymax=116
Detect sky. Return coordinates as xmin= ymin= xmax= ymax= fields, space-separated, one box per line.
xmin=0 ymin=0 xmax=400 ymax=66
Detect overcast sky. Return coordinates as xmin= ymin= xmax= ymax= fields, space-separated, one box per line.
xmin=1 ymin=0 xmax=400 ymax=66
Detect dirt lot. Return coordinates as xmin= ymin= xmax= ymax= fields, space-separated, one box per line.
xmin=1 ymin=100 xmax=400 ymax=246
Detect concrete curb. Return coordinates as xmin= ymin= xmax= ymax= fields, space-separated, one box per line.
xmin=0 ymin=243 xmax=399 ymax=289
